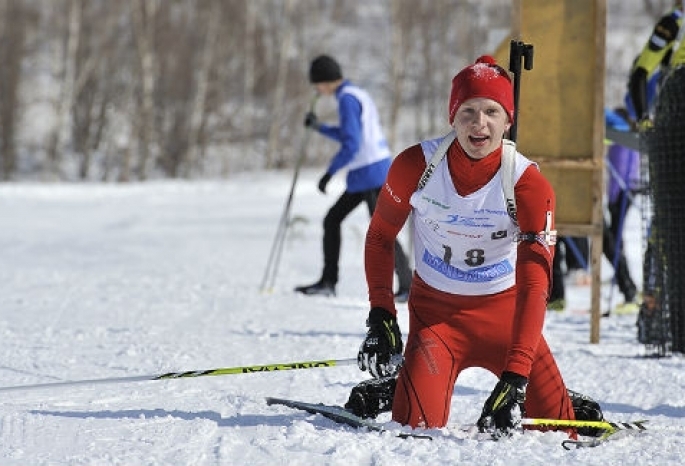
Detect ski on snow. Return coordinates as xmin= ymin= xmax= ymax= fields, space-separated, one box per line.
xmin=265 ymin=397 xmax=432 ymax=439
xmin=266 ymin=397 xmax=648 ymax=448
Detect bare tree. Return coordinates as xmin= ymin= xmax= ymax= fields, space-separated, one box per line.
xmin=45 ymin=0 xmax=82 ymax=179
xmin=265 ymin=0 xmax=296 ymax=169
xmin=386 ymin=0 xmax=409 ymax=151
xmin=242 ymin=1 xmax=257 ymax=145
xmin=0 ymin=0 xmax=32 ymax=180
xmin=414 ymin=0 xmax=456 ymax=140
xmin=182 ymin=2 xmax=221 ymax=177
xmin=70 ymin=1 xmax=128 ymax=179
xmin=643 ymin=0 xmax=673 ymax=18
xmin=130 ymin=0 xmax=158 ymax=181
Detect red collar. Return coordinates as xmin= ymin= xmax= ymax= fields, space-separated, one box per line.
xmin=447 ymin=142 xmax=503 ymax=196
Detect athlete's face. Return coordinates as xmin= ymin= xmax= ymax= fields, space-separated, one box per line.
xmin=313 ymin=81 xmax=339 ymax=96
xmin=452 ymin=97 xmax=511 ymax=160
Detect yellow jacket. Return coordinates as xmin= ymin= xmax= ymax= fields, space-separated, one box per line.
xmin=628 ymin=8 xmax=684 ymax=120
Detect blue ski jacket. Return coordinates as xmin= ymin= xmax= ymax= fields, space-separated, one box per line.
xmin=317 ymin=80 xmax=392 ymax=193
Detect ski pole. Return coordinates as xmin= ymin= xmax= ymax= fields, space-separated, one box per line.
xmin=0 ymin=357 xmax=357 ymax=393
xmin=508 ymin=39 xmax=534 ymax=143
xmin=260 ymin=93 xmax=320 ymax=293
xmin=522 ymin=417 xmax=647 ymax=432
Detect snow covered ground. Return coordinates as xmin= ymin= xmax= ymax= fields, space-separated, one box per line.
xmin=1 ymin=170 xmax=684 ymax=465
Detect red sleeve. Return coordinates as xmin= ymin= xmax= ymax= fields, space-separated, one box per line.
xmin=505 ymin=164 xmax=557 ymax=377
xmin=365 ymin=145 xmax=425 ymax=315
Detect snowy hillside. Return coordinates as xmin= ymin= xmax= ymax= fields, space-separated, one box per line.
xmin=0 ymin=172 xmax=683 ymax=464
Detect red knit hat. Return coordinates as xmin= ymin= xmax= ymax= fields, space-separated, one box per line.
xmin=448 ymin=55 xmax=514 ymax=125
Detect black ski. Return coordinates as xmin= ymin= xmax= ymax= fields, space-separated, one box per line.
xmin=267 ymin=397 xmax=648 ymax=448
xmin=265 ymin=397 xmax=432 ymax=440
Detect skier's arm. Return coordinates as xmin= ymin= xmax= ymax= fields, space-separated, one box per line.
xmin=318 ymin=94 xmax=362 ymax=175
xmin=365 ymin=145 xmax=425 ymax=314
xmin=628 ymin=11 xmax=680 ymax=120
xmin=505 ymin=165 xmax=556 ymax=377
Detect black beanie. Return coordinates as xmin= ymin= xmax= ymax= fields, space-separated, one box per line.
xmin=309 ymin=55 xmax=343 ymax=83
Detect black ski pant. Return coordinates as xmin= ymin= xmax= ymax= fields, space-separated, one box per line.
xmin=321 ymin=188 xmax=412 ymax=290
xmin=550 ymin=236 xmax=588 ymax=302
xmin=603 ymin=193 xmax=637 ymax=302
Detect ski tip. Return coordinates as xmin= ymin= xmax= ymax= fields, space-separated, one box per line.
xmin=562 ymin=439 xmax=601 ymax=449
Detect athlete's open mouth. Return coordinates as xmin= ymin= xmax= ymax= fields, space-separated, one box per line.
xmin=469 ymin=135 xmax=489 ymax=145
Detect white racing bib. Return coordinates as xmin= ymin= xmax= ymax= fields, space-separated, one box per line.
xmin=410 ymin=135 xmax=534 ymax=295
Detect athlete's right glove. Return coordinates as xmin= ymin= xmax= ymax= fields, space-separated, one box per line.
xmin=357 ymin=307 xmax=403 ymax=378
xmin=304 ymin=111 xmax=320 ymax=130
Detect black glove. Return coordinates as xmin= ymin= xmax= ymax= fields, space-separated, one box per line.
xmin=477 ymin=371 xmax=527 ymax=438
xmin=357 ymin=307 xmax=403 ymax=378
xmin=304 ymin=111 xmax=319 ymax=129
xmin=318 ymin=173 xmax=331 ymax=194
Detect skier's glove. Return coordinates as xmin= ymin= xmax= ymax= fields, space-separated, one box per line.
xmin=318 ymin=173 xmax=332 ymax=194
xmin=304 ymin=111 xmax=320 ymax=130
xmin=358 ymin=307 xmax=403 ymax=378
xmin=637 ymin=118 xmax=653 ymax=132
xmin=477 ymin=371 xmax=527 ymax=438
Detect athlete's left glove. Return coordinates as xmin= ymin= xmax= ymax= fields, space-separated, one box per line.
xmin=477 ymin=371 xmax=527 ymax=438
xmin=358 ymin=307 xmax=403 ymax=378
